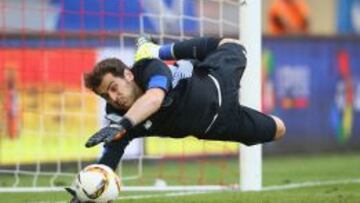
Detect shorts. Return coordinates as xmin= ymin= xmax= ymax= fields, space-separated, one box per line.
xmin=198 ymin=42 xmax=277 ymax=145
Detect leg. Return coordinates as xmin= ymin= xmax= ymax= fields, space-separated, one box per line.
xmin=233 ymin=106 xmax=282 ymax=146
xmin=198 ymin=42 xmax=247 ymax=84
xmin=203 ymin=105 xmax=282 ymax=146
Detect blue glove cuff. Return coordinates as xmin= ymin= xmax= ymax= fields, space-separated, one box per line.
xmin=159 ymin=43 xmax=175 ymax=60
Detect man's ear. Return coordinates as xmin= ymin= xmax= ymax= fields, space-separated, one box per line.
xmin=124 ymin=69 xmax=134 ymax=81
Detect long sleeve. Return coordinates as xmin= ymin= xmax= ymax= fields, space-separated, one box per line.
xmin=167 ymin=37 xmax=222 ymax=61
xmin=96 ymin=127 xmax=146 ymax=170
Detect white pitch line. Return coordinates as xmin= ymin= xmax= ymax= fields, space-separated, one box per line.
xmin=28 ymin=202 xmax=67 ymax=203
xmin=262 ymin=178 xmax=360 ymax=191
xmin=118 ymin=190 xmax=211 ymax=200
xmin=117 ymin=178 xmax=360 ymax=200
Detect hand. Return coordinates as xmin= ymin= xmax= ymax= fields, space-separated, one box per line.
xmin=135 ymin=36 xmax=160 ymax=62
xmin=85 ymin=124 xmax=126 ymax=148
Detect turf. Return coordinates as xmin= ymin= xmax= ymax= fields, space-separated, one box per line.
xmin=1 ymin=153 xmax=359 ymax=203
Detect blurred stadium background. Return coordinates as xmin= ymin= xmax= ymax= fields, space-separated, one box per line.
xmin=0 ymin=0 xmax=360 ymax=202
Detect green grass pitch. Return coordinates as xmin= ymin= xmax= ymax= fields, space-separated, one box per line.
xmin=1 ymin=153 xmax=359 ymax=203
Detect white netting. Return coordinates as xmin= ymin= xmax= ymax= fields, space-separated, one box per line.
xmin=0 ymin=0 xmax=255 ymax=192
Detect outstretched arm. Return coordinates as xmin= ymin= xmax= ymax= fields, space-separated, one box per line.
xmin=96 ymin=134 xmax=133 ymax=170
xmin=136 ymin=36 xmax=245 ymax=62
xmin=168 ymin=37 xmax=222 ymax=61
xmin=135 ymin=37 xmax=221 ymax=61
xmin=123 ymin=87 xmax=164 ymax=126
xmin=85 ymin=88 xmax=165 ymax=148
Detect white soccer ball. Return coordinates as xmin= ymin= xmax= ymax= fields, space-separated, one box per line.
xmin=74 ymin=164 xmax=121 ymax=203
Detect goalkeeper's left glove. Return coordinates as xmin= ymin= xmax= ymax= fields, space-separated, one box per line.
xmin=134 ymin=36 xmax=160 ymax=62
xmin=85 ymin=115 xmax=133 ymax=148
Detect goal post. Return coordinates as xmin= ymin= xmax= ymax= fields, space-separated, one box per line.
xmin=239 ymin=0 xmax=262 ymax=191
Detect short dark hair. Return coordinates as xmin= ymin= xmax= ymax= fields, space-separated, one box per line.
xmin=84 ymin=58 xmax=129 ymax=92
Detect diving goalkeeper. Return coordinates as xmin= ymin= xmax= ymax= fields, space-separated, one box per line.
xmin=85 ymin=36 xmax=286 ymax=169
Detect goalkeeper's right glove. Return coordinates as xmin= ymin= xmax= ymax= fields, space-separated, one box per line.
xmin=134 ymin=36 xmax=160 ymax=62
xmin=85 ymin=125 xmax=126 ymax=148
xmin=85 ymin=114 xmax=133 ymax=148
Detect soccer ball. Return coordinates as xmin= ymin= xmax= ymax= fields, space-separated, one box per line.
xmin=74 ymin=164 xmax=121 ymax=203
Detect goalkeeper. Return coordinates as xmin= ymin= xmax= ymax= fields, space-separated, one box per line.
xmin=84 ymin=36 xmax=286 ymax=169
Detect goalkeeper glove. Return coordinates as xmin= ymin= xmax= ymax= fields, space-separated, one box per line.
xmin=85 ymin=115 xmax=133 ymax=148
xmin=85 ymin=125 xmax=126 ymax=148
xmin=134 ymin=36 xmax=160 ymax=62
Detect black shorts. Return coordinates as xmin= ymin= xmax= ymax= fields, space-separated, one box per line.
xmin=198 ymin=42 xmax=277 ymax=145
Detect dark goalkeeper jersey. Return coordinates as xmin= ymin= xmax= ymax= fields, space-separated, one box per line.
xmin=106 ymin=58 xmax=219 ymax=138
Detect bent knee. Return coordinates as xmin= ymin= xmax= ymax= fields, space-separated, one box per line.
xmin=271 ymin=115 xmax=286 ymax=140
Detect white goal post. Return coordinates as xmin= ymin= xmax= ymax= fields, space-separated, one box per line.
xmin=239 ymin=0 xmax=262 ymax=191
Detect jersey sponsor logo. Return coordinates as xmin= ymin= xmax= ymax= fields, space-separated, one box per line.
xmin=144 ymin=120 xmax=152 ymax=130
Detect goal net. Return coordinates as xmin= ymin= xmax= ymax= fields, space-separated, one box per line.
xmin=0 ymin=0 xmax=261 ymax=192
